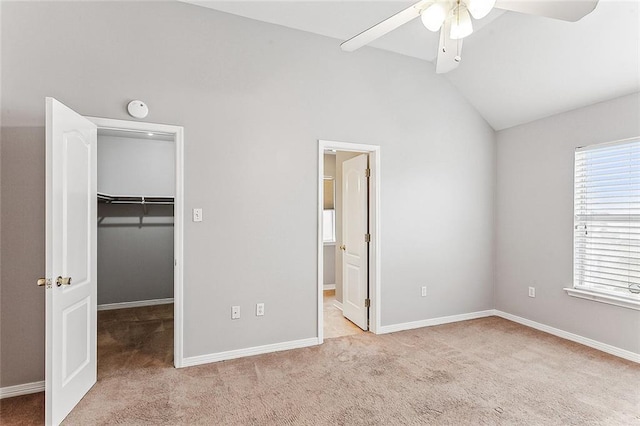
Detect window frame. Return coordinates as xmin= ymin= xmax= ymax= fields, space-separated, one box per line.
xmin=565 ymin=137 xmax=640 ymax=311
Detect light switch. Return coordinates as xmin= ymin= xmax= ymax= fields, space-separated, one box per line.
xmin=193 ymin=208 xmax=203 ymax=222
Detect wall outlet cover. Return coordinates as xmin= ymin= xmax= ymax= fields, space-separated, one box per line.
xmin=231 ymin=305 xmax=240 ymax=319
xmin=193 ymin=208 xmax=203 ymax=222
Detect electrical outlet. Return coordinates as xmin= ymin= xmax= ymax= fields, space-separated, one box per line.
xmin=256 ymin=303 xmax=265 ymax=316
xmin=528 ymin=287 xmax=536 ymax=298
xmin=193 ymin=208 xmax=203 ymax=222
xmin=421 ymin=286 xmax=427 ymax=297
xmin=231 ymin=305 xmax=240 ymax=319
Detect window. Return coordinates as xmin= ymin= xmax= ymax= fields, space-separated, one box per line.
xmin=323 ymin=177 xmax=336 ymax=243
xmin=572 ymin=138 xmax=640 ymax=308
xmin=323 ymin=209 xmax=336 ymax=243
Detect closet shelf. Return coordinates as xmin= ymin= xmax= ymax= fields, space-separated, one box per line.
xmin=97 ymin=192 xmax=174 ymax=205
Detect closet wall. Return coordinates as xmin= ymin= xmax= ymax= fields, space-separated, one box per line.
xmin=97 ymin=131 xmax=175 ymax=305
xmin=323 ymin=154 xmax=336 ymax=286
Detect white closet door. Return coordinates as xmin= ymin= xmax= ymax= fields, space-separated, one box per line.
xmin=341 ymin=154 xmax=369 ymax=330
xmin=45 ymin=97 xmax=97 ymax=425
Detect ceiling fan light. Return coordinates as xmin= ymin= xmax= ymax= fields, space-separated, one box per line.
xmin=466 ymin=0 xmax=496 ymax=20
xmin=421 ymin=2 xmax=448 ymax=32
xmin=450 ymin=7 xmax=473 ymax=39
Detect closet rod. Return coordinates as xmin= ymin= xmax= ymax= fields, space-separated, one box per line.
xmin=97 ymin=192 xmax=174 ymax=205
xmin=106 ymin=201 xmax=174 ymax=205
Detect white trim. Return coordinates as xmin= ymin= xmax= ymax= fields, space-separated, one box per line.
xmin=494 ymin=310 xmax=640 ymax=363
xmin=181 ymin=338 xmax=319 ymax=367
xmin=575 ymin=135 xmax=639 ymax=152
xmin=323 ymin=284 xmax=336 ymax=291
xmin=564 ymin=287 xmax=640 ymax=311
xmin=376 ymin=309 xmax=640 ymax=363
xmin=0 ymin=381 xmax=45 ymax=399
xmin=13 ymin=309 xmax=635 ymax=398
xmin=318 ymin=140 xmax=381 ymax=344
xmin=87 ymin=116 xmax=183 ymax=136
xmin=87 ymin=116 xmax=185 ymax=368
xmin=333 ymin=300 xmax=343 ymax=311
xmin=377 ymin=310 xmax=495 ymax=334
xmin=97 ymin=298 xmax=174 ymax=311
xmin=174 ymin=126 xmax=185 ymax=368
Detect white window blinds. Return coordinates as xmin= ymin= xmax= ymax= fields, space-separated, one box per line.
xmin=574 ymin=138 xmax=640 ymax=300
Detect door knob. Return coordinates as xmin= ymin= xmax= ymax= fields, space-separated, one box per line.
xmin=37 ymin=278 xmax=51 ymax=288
xmin=56 ymin=276 xmax=72 ymax=287
xmin=339 ymin=244 xmax=346 ymax=251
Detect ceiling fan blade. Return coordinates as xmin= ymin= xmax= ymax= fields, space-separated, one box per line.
xmin=341 ymin=1 xmax=429 ymax=52
xmin=436 ymin=20 xmax=463 ymax=74
xmin=494 ymin=0 xmax=599 ymax=22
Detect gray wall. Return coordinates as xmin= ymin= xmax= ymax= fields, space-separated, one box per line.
xmin=98 ymin=205 xmax=174 ymax=305
xmin=98 ymin=134 xmax=175 ymax=196
xmin=97 ymin=134 xmax=175 ymax=305
xmin=496 ymin=93 xmax=640 ymax=354
xmin=323 ymin=153 xmax=336 ymax=178
xmin=323 ymin=154 xmax=336 ymax=286
xmin=0 ymin=127 xmax=45 ymax=387
xmin=0 ymin=1 xmax=495 ymax=387
xmin=323 ymin=245 xmax=335 ymax=286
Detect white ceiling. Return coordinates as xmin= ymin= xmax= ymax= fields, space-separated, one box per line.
xmin=180 ymin=0 xmax=640 ymax=130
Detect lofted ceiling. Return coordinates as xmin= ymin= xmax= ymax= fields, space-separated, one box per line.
xmin=180 ymin=0 xmax=640 ymax=130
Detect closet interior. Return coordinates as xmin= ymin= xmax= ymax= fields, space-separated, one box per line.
xmin=96 ymin=128 xmax=176 ymax=370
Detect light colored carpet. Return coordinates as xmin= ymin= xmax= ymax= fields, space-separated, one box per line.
xmin=1 ymin=312 xmax=639 ymax=425
xmin=323 ymin=290 xmax=364 ymax=339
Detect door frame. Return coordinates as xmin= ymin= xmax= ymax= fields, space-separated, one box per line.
xmin=317 ymin=140 xmax=381 ymax=342
xmin=86 ymin=116 xmax=185 ymax=368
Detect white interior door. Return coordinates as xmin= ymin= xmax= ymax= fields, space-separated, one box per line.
xmin=341 ymin=154 xmax=368 ymax=330
xmin=45 ymin=98 xmax=97 ymax=425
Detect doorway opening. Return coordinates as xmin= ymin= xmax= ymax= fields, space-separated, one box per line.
xmin=321 ymin=150 xmax=363 ymax=339
xmin=43 ymin=99 xmax=185 ymax=424
xmin=318 ymin=140 xmax=381 ymax=343
xmin=88 ymin=117 xmax=185 ymax=369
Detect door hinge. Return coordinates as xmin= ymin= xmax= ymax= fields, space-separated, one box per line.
xmin=365 ymin=298 xmax=371 ymax=308
xmin=365 ymin=168 xmax=371 ymax=178
xmin=365 ymin=233 xmax=371 ymax=243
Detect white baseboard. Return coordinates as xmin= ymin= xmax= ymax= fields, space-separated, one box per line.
xmin=333 ymin=300 xmax=343 ymax=311
xmin=323 ymin=284 xmax=336 ymax=290
xmin=0 ymin=381 xmax=44 ymax=399
xmin=494 ymin=310 xmax=640 ymax=363
xmin=98 ymin=298 xmax=174 ymax=311
xmin=181 ymin=337 xmax=320 ymax=368
xmin=376 ymin=310 xmax=495 ymax=334
xmin=375 ymin=309 xmax=639 ymax=363
xmin=5 ymin=310 xmax=636 ymax=399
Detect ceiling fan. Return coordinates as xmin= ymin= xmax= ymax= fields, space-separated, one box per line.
xmin=341 ymin=0 xmax=599 ymax=73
